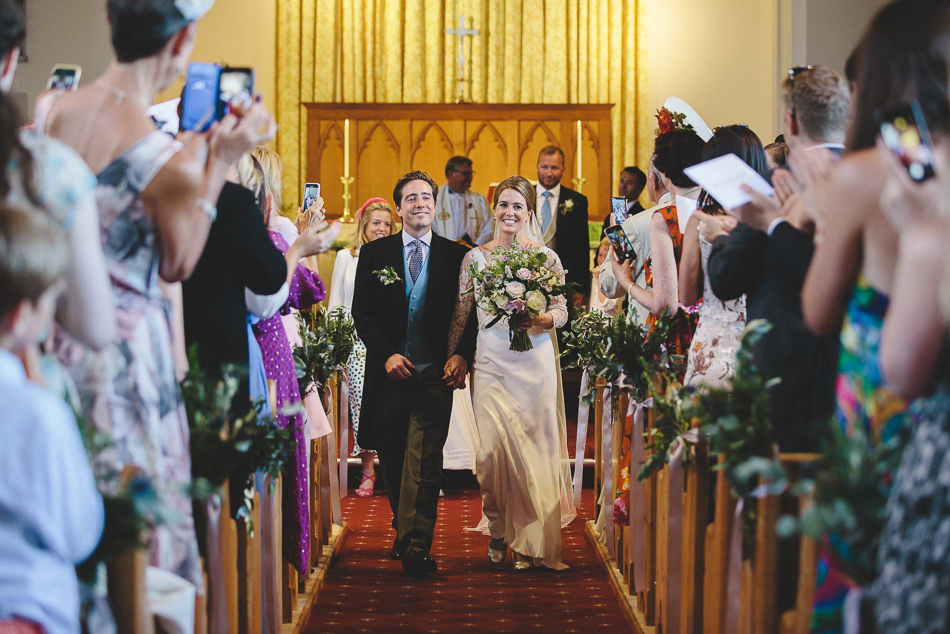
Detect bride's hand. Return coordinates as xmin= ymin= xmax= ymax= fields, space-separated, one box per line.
xmin=442 ymin=354 xmax=468 ymax=389
xmin=518 ymin=312 xmax=554 ymax=331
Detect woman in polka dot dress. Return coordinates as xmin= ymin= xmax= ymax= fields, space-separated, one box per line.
xmin=328 ymin=198 xmax=394 ymax=497
xmin=237 ymin=147 xmax=327 ymax=574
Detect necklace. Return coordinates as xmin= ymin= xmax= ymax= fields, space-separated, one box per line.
xmin=94 ymin=80 xmax=151 ymax=107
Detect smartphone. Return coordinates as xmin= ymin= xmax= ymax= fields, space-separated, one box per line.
xmin=605 ymin=224 xmax=637 ymax=263
xmin=180 ymin=62 xmax=222 ymax=132
xmin=47 ymin=64 xmax=81 ymax=91
xmin=877 ymin=100 xmax=936 ymax=182
xmin=218 ymin=67 xmax=255 ymax=120
xmin=610 ymin=196 xmax=628 ymax=226
xmin=302 ymin=182 xmax=321 ymax=211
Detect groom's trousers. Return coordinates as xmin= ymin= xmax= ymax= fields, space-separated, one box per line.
xmin=375 ymin=365 xmax=453 ymax=557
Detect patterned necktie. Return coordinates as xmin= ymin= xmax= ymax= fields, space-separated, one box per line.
xmin=408 ymin=239 xmax=423 ymax=283
xmin=541 ymin=191 xmax=553 ymax=234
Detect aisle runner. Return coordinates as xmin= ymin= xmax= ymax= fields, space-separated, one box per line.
xmin=303 ymin=491 xmax=628 ymax=632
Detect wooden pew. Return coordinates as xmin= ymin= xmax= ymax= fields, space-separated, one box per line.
xmin=237 ymin=490 xmax=262 ymax=634
xmin=107 ymin=547 xmax=154 ymax=634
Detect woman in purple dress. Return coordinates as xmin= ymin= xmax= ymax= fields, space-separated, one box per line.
xmin=236 ymin=147 xmax=326 ymax=574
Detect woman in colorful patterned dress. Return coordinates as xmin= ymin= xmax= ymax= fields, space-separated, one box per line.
xmin=328 ymin=198 xmax=394 ymax=497
xmin=237 ymin=148 xmax=327 ymax=574
xmin=41 ymin=0 xmax=276 ymax=586
xmin=799 ymin=3 xmax=950 ymax=629
xmin=679 ymin=125 xmax=766 ymax=388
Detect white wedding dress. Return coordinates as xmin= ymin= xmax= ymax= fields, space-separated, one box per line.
xmin=450 ymin=244 xmax=577 ymax=570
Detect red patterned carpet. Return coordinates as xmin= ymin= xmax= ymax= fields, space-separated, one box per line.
xmin=303 ymin=490 xmax=628 ymax=633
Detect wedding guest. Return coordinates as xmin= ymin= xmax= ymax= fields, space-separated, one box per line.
xmin=589 ymin=238 xmax=622 ymax=317
xmin=432 ymin=156 xmax=492 ymax=246
xmin=449 ymin=175 xmax=576 ymax=570
xmin=536 ymin=145 xmax=589 ymax=305
xmin=0 ymin=0 xmax=115 ymax=353
xmin=599 ymin=155 xmax=671 ymax=326
xmin=707 ymin=64 xmax=850 ymax=453
xmin=600 ymin=166 xmax=646 ymax=238
xmin=238 ymin=147 xmax=326 ymax=575
xmin=793 ymin=5 xmax=948 ymax=629
xmin=679 ymin=125 xmax=761 ymax=388
xmin=0 ymin=205 xmax=103 ymax=634
xmin=327 ymin=197 xmax=394 ymax=497
xmin=764 ymin=141 xmax=789 ymax=169
xmin=608 ymin=119 xmax=704 ymax=356
xmin=41 ymin=0 xmax=276 ymax=587
xmin=872 ymin=117 xmax=950 ymax=634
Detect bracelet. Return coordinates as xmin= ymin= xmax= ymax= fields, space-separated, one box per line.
xmin=197 ymin=198 xmax=217 ymax=223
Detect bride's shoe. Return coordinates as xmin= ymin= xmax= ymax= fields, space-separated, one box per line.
xmin=512 ymin=551 xmax=534 ymax=571
xmin=487 ymin=538 xmax=506 ymax=564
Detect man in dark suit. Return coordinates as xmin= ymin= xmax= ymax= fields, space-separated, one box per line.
xmin=600 ymin=166 xmax=646 ymax=238
xmin=535 ymin=145 xmax=589 ymax=306
xmin=352 ymin=170 xmax=477 ymax=577
xmin=706 ymin=64 xmax=850 ymax=451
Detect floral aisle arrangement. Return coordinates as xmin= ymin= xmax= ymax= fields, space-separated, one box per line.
xmin=181 ymin=349 xmax=294 ymax=529
xmin=463 ymin=239 xmax=574 ymax=351
xmin=294 ymin=306 xmax=357 ymax=399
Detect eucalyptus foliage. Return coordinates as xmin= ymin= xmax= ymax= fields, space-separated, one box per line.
xmin=294 ymin=306 xmax=357 ymax=397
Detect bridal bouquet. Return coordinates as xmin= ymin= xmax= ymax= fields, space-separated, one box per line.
xmin=463 ymin=240 xmax=572 ymax=352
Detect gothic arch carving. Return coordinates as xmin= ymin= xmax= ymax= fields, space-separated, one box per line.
xmin=465 ymin=121 xmax=507 ymax=155
xmin=518 ymin=121 xmax=559 ymax=158
xmin=357 ymin=121 xmax=401 ymax=161
xmin=410 ymin=121 xmax=454 ymax=162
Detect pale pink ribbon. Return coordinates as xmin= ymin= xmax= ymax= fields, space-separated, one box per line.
xmin=338 ymin=378 xmax=350 ymax=498
xmin=572 ymin=369 xmax=591 ymax=508
xmin=723 ymin=483 xmax=774 ymax=634
xmin=602 ymin=385 xmax=615 ymax=558
xmin=204 ymin=494 xmax=228 ymax=634
xmin=663 ymin=431 xmax=698 ymax=634
xmin=629 ymin=397 xmax=652 ymax=593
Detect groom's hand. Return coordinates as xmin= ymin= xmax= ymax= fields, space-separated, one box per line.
xmin=442 ymin=354 xmax=468 ymax=389
xmin=385 ymin=354 xmax=416 ymax=380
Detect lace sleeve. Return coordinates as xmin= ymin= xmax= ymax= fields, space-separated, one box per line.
xmin=546 ymin=249 xmax=569 ymax=329
xmin=448 ymin=250 xmax=477 ymax=356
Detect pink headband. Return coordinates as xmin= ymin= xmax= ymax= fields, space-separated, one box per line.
xmin=358 ymin=197 xmax=390 ymax=220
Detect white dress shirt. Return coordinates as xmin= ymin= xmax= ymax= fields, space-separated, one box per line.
xmin=0 ymin=349 xmax=103 ymax=634
xmin=402 ymin=228 xmax=433 ymax=270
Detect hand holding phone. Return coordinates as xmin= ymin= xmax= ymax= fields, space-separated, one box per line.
xmin=605 ymin=224 xmax=637 ymax=263
xmin=877 ymin=100 xmax=936 ymax=182
xmin=302 ymin=183 xmax=321 ymax=212
xmin=610 ymin=197 xmax=628 ymax=226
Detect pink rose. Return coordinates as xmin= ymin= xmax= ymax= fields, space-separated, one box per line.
xmin=516 ymin=267 xmax=534 ymax=281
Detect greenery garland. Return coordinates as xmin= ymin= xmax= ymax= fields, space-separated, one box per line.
xmin=181 ymin=348 xmax=294 ymax=528
xmin=294 ymin=306 xmax=357 ymax=398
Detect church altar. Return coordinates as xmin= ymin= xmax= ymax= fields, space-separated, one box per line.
xmin=303 ymin=103 xmax=613 ymax=221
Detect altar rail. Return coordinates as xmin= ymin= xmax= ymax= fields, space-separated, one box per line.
xmin=587 ymin=377 xmax=820 ymax=634
xmin=106 ymin=375 xmax=350 ymax=633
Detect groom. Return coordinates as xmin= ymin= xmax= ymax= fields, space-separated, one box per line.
xmin=352 ymin=170 xmax=477 ymax=576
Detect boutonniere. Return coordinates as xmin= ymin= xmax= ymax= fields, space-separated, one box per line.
xmin=373 ymin=267 xmax=403 ymax=285
xmin=559 ymin=199 xmax=575 ymax=216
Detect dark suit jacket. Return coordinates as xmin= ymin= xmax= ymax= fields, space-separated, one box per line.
xmin=182 ymin=182 xmax=287 ymax=380
xmin=707 ymin=222 xmax=837 ymax=452
xmin=600 ymin=201 xmax=645 ymax=239
xmin=351 ymin=231 xmax=477 ymax=451
xmin=553 ymin=185 xmax=590 ymax=292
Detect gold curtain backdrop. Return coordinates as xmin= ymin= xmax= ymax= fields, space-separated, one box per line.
xmin=276 ymin=0 xmax=650 ymax=212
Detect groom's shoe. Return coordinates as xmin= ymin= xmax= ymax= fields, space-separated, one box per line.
xmin=390 ymin=538 xmax=401 ymax=561
xmin=402 ymin=550 xmax=437 ymax=577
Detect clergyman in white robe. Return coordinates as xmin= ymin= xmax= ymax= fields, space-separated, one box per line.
xmin=433 ymin=184 xmax=493 ymax=246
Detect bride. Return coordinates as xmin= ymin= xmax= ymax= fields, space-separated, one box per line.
xmin=448 ymin=175 xmax=576 ymax=570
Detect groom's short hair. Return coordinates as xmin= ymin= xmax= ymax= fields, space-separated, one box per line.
xmin=393 ymin=170 xmax=439 ymax=208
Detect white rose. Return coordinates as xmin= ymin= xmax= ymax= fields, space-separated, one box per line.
xmin=525 ymin=290 xmax=547 ymax=313
xmin=493 ymin=294 xmax=509 ymax=309
xmin=505 ymin=281 xmax=526 ymax=298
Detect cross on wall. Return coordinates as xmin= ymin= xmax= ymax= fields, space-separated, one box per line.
xmin=445 ymin=16 xmax=479 ymax=103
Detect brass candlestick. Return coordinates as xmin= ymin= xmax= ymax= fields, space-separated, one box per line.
xmin=571 ymin=176 xmax=587 ymax=194
xmin=340 ymin=175 xmax=355 ymax=224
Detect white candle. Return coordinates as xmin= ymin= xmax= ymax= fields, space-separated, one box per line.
xmin=576 ymin=120 xmax=582 ymax=181
xmin=344 ymin=119 xmax=350 ymax=178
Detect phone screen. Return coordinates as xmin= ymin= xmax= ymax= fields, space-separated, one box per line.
xmin=303 ymin=183 xmax=321 ymax=211
xmin=610 ymin=196 xmax=627 ymax=225
xmin=878 ymin=100 xmax=936 ymax=182
xmin=219 ymin=68 xmax=254 ymax=119
xmin=605 ymin=224 xmax=636 ymax=263
xmin=48 ymin=67 xmax=80 ymax=91
xmin=180 ymin=62 xmax=221 ymax=132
